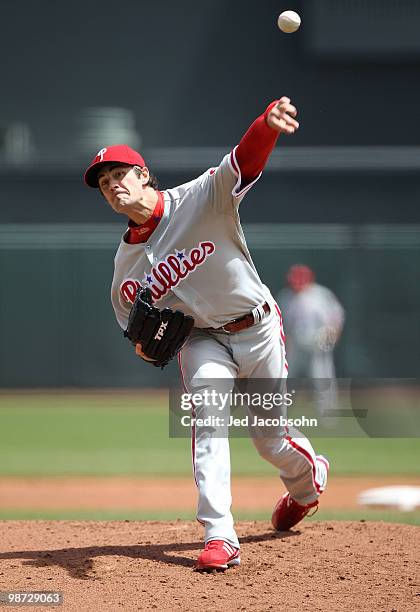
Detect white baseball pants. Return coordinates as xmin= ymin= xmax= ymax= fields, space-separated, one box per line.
xmin=178 ymin=302 xmax=328 ymax=548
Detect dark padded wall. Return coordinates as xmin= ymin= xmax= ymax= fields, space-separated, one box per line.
xmin=1 ymin=0 xmax=420 ymax=154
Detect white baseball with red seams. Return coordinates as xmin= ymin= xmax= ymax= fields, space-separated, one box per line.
xmin=109 ymin=101 xmax=328 ymax=551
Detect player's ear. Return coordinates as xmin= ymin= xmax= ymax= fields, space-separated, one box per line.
xmin=133 ymin=165 xmax=150 ymax=185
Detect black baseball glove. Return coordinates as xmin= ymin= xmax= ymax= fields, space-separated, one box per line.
xmin=124 ymin=287 xmax=195 ymax=369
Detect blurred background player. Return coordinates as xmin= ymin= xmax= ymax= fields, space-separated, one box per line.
xmin=277 ymin=264 xmax=345 ymax=419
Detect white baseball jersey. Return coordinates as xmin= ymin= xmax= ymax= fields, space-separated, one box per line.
xmin=278 ymin=283 xmax=345 ymax=351
xmin=111 ymin=149 xmax=270 ymax=328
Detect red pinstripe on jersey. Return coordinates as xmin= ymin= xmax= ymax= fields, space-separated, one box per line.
xmin=274 ymin=303 xmax=286 ymax=346
xmin=273 ymin=302 xmax=288 ymax=372
xmin=229 ymin=150 xmax=239 ymax=176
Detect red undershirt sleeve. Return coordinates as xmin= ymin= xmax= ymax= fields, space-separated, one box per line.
xmin=234 ymin=100 xmax=280 ymax=187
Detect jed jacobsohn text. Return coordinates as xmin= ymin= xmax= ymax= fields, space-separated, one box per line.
xmin=180 ymin=390 xmax=295 ymax=411
xmin=180 ymin=415 xmax=318 ymax=428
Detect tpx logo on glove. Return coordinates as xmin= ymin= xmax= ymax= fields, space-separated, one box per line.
xmin=154 ymin=321 xmax=168 ymax=341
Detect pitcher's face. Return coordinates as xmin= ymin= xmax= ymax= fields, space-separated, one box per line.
xmin=98 ymin=164 xmax=146 ymax=213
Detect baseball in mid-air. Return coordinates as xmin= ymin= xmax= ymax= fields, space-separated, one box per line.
xmin=277 ymin=10 xmax=301 ymax=33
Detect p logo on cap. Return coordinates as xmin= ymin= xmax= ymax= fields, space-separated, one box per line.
xmin=96 ymin=148 xmax=107 ymax=162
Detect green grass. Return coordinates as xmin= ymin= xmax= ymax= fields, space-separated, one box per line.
xmin=230 ymin=437 xmax=420 ymax=476
xmin=0 ymin=393 xmax=190 ymax=476
xmin=0 ymin=392 xmax=419 ymax=477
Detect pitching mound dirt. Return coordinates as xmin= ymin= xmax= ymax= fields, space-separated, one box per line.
xmin=0 ymin=520 xmax=418 ymax=611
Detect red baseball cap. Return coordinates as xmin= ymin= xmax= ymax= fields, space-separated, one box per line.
xmin=84 ymin=144 xmax=146 ymax=188
xmin=287 ymin=264 xmax=315 ymax=291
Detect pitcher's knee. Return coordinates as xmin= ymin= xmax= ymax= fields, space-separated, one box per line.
xmin=253 ymin=438 xmax=282 ymax=464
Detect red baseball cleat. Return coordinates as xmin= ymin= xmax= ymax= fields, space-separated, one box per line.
xmin=271 ymin=493 xmax=319 ymax=531
xmin=272 ymin=454 xmax=330 ymax=531
xmin=195 ymin=539 xmax=240 ymax=571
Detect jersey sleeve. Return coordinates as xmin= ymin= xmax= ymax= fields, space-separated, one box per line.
xmin=204 ymin=101 xmax=281 ymax=212
xmin=234 ymin=100 xmax=280 ymax=190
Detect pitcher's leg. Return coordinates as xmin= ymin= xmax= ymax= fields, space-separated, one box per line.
xmin=252 ymin=429 xmax=328 ymax=505
xmin=193 ymin=433 xmax=238 ymax=546
xmin=239 ymin=304 xmax=328 ymax=505
xmin=179 ymin=330 xmax=239 ymax=548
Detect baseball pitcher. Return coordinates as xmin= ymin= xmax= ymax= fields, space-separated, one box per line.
xmin=84 ymin=97 xmax=329 ymax=571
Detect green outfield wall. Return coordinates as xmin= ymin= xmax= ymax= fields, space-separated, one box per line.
xmin=1 ymin=222 xmax=418 ymax=387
